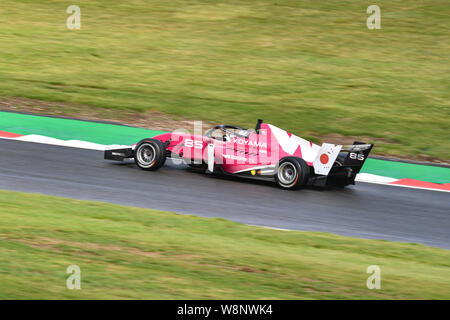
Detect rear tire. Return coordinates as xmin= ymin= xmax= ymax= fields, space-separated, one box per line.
xmin=275 ymin=157 xmax=309 ymax=190
xmin=134 ymin=138 xmax=166 ymax=171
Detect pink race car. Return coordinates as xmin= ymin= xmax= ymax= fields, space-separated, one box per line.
xmin=105 ymin=119 xmax=373 ymax=189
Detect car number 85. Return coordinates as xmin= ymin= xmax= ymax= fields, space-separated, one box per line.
xmin=349 ymin=152 xmax=365 ymax=161
xmin=185 ymin=139 xmax=203 ymax=149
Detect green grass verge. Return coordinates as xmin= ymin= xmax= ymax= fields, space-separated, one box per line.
xmin=0 ymin=190 xmax=449 ymax=299
xmin=0 ymin=111 xmax=166 ymax=146
xmin=0 ymin=1 xmax=449 ymax=160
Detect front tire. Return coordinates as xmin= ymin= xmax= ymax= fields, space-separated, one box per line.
xmin=275 ymin=157 xmax=310 ymax=190
xmin=134 ymin=138 xmax=166 ymax=171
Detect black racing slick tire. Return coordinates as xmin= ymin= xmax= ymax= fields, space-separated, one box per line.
xmin=134 ymin=138 xmax=166 ymax=171
xmin=275 ymin=157 xmax=310 ymax=190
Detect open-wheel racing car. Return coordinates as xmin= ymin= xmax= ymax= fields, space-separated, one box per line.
xmin=105 ymin=119 xmax=373 ymax=190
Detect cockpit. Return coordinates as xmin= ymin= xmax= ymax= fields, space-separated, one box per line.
xmin=205 ymin=125 xmax=253 ymax=142
xmin=204 ymin=119 xmax=263 ymax=142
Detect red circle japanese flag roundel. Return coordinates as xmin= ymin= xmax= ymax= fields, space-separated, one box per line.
xmin=320 ymin=153 xmax=329 ymax=164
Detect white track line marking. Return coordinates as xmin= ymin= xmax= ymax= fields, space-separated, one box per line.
xmin=1 ymin=134 xmax=129 ymax=151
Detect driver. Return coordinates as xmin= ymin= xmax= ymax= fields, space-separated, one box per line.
xmin=222 ymin=129 xmax=236 ymax=142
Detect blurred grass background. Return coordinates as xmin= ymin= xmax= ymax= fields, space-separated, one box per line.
xmin=0 ymin=0 xmax=448 ymax=159
xmin=1 ymin=191 xmax=449 ymax=299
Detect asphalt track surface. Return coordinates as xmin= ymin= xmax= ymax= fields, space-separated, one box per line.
xmin=0 ymin=139 xmax=448 ymax=249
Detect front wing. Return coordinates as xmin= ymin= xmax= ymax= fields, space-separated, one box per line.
xmin=104 ymin=147 xmax=134 ymax=161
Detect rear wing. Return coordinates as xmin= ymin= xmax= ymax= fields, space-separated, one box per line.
xmin=313 ymin=142 xmax=373 ymax=175
xmin=341 ymin=143 xmax=373 ymax=153
xmin=340 ymin=142 xmax=373 ymax=173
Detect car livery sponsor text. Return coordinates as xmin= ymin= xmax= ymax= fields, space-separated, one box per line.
xmin=233 ymin=138 xmax=267 ymax=149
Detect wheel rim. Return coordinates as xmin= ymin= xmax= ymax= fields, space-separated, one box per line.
xmin=137 ymin=143 xmax=156 ymax=167
xmin=278 ymin=162 xmax=298 ymax=186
